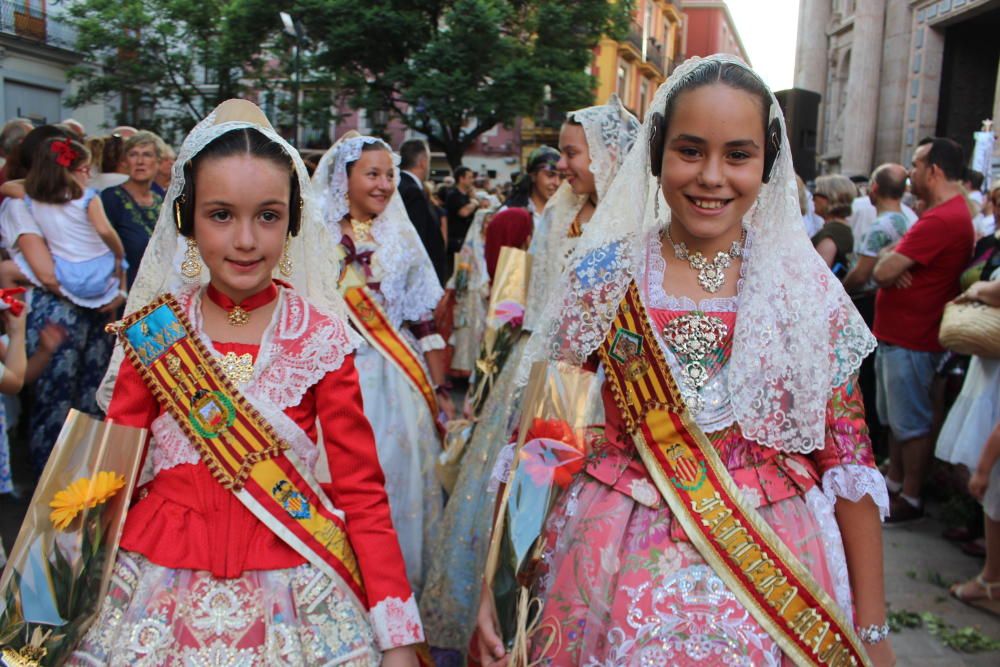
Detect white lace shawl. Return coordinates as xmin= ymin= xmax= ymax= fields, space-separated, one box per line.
xmin=569 ymin=93 xmax=642 ymax=202
xmin=311 ymin=134 xmax=443 ymax=328
xmin=524 ymin=96 xmax=640 ymax=332
xmin=97 ymin=105 xmax=357 ymax=410
xmin=521 ymin=55 xmax=877 ymax=455
xmin=147 ymin=284 xmax=354 ymax=478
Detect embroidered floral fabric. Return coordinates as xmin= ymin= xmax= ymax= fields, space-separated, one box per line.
xmin=68 ymin=552 xmax=380 ymax=666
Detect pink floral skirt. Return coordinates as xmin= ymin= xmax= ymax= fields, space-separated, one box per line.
xmin=67 ymin=550 xmax=379 ymax=666
xmin=528 ymin=476 xmax=848 ymax=666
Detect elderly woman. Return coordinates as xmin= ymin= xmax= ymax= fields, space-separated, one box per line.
xmin=812 ymin=173 xmax=858 ymax=278
xmin=99 ymin=130 xmax=164 ymax=288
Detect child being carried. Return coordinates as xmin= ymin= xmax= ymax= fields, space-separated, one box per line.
xmin=1 ymin=137 xmax=126 ymax=307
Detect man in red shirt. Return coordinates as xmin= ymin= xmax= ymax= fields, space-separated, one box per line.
xmin=873 ymin=136 xmax=973 ymax=523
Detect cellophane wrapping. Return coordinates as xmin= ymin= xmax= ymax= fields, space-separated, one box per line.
xmin=485 ymin=360 xmax=603 ymax=661
xmin=466 ymin=246 xmax=530 ymax=416
xmin=0 ymin=410 xmax=146 ymax=666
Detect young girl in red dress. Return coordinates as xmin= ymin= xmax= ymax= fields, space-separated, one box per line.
xmin=69 ymin=101 xmax=423 ymax=666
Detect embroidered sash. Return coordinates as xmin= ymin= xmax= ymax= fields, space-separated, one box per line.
xmin=597 ymin=282 xmax=871 ymax=667
xmin=110 ymin=294 xmax=366 ymax=607
xmin=337 ymin=260 xmax=441 ymax=431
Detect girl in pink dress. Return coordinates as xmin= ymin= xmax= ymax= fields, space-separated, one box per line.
xmin=478 ymin=55 xmax=894 ymax=667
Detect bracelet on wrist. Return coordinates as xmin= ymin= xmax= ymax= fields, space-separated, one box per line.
xmin=856 ymin=622 xmax=890 ymax=645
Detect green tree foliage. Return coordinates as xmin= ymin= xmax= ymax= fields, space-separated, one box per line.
xmin=64 ymin=0 xmax=293 ymax=136
xmin=65 ymin=0 xmax=630 ymax=160
xmin=299 ymin=0 xmax=632 ymax=166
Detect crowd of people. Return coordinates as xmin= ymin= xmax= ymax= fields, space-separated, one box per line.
xmin=801 ymin=137 xmax=999 ymax=607
xmin=0 ymin=52 xmax=995 ymax=667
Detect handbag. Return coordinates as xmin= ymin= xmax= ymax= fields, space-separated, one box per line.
xmin=939 ymin=300 xmax=1000 ymax=358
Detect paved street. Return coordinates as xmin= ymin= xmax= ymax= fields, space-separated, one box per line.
xmin=884 ymin=512 xmax=1000 ymax=666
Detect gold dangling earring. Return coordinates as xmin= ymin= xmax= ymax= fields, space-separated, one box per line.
xmin=279 ymin=236 xmax=293 ymax=277
xmin=181 ymin=237 xmax=202 ymax=280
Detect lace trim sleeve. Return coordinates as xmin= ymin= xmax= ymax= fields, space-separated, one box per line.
xmin=369 ymin=594 xmax=425 ymax=650
xmin=821 ymin=464 xmax=890 ymax=521
xmin=418 ymin=333 xmax=446 ymax=352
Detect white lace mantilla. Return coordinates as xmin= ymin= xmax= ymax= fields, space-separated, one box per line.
xmin=524 ymin=97 xmax=639 ymax=334
xmin=569 ymin=93 xmax=641 ymax=203
xmin=521 ymin=55 xmax=877 ymax=455
xmin=147 ymin=284 xmax=354 ymax=477
xmin=524 ymin=184 xmax=586 ymax=332
xmin=312 ymin=134 xmax=443 ymax=328
xmin=98 ymin=104 xmax=358 ymax=410
xmin=369 ymin=594 xmax=424 ymax=650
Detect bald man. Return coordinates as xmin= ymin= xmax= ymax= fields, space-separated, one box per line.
xmin=60 ymin=118 xmax=86 ymax=139
xmin=843 ymin=163 xmax=913 ymax=293
xmin=111 ymin=125 xmax=138 ymax=139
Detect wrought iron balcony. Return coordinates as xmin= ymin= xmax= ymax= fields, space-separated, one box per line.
xmin=0 ymin=1 xmax=77 ymax=51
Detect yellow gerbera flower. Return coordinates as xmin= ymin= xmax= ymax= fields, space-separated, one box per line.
xmin=49 ymin=471 xmax=126 ymax=531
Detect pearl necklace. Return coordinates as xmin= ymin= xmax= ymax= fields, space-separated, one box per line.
xmin=665 ymin=227 xmax=747 ymax=294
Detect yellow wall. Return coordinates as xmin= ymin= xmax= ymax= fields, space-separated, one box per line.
xmin=591 ymin=0 xmax=684 ymax=115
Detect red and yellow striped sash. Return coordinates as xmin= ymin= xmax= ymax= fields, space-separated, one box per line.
xmin=598 ymin=282 xmax=871 ymax=667
xmin=111 ymin=295 xmax=366 ymax=605
xmin=342 ymin=285 xmax=441 ymax=431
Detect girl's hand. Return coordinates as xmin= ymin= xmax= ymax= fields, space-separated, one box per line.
xmin=438 ymin=391 xmax=457 ymax=421
xmin=476 ymin=587 xmax=508 ymax=667
xmin=380 ymin=646 xmax=419 ymax=667
xmin=969 ymin=469 xmax=990 ymax=501
xmin=2 ymin=307 xmax=27 ymax=338
xmin=866 ymin=638 xmax=896 ymax=667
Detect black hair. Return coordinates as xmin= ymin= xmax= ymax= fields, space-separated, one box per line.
xmin=648 ymin=60 xmax=781 ymax=183
xmin=398 ymin=139 xmax=429 ymax=170
xmin=6 ymin=125 xmax=69 ymax=180
xmin=345 ymin=141 xmax=391 ymax=178
xmin=454 ymin=165 xmax=473 ymax=180
xmin=916 ymin=136 xmax=964 ymax=181
xmin=963 ymin=168 xmax=985 ymax=191
xmin=175 ymin=127 xmax=302 ymax=237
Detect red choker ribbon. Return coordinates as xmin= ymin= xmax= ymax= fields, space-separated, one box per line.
xmin=205 ymin=282 xmax=279 ymax=327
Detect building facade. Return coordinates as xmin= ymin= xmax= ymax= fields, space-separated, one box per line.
xmin=795 ymin=0 xmax=1000 ymax=178
xmin=681 ymin=0 xmax=751 ymax=62
xmin=0 ymin=1 xmax=106 ymax=131
xmin=592 ymin=0 xmax=686 ymax=119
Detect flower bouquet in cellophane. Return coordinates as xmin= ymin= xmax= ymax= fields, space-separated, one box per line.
xmin=484 ymin=360 xmax=604 ymax=664
xmin=0 ymin=410 xmax=145 ymax=666
xmin=465 ymin=246 xmax=530 ymax=416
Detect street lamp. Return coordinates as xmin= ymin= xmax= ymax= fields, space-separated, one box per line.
xmin=279 ymin=12 xmax=305 ymax=147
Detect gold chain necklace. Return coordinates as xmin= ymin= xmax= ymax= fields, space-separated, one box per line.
xmin=665 ymin=227 xmax=747 ymax=294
